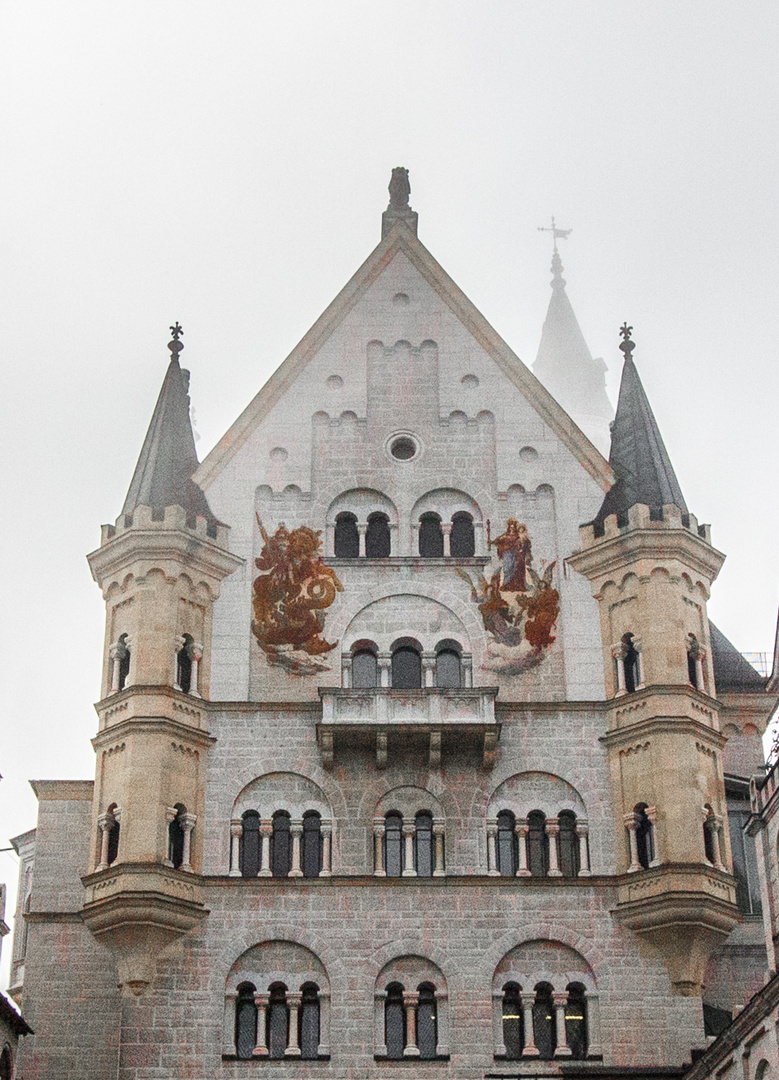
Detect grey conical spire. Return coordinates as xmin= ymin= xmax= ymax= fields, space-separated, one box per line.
xmin=593 ymin=325 xmax=687 ymax=527
xmin=121 ymin=325 xmax=218 ymax=524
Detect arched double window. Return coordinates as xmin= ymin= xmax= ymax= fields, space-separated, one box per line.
xmin=384 ymin=982 xmax=439 ymax=1059
xmin=391 ymin=641 xmax=422 ymax=689
xmin=334 ymin=512 xmax=359 ymax=558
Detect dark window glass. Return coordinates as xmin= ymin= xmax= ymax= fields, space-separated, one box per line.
xmin=241 ymin=811 xmax=260 ymax=878
xmin=107 ymin=815 xmax=120 ymax=866
xmin=168 ymin=805 xmax=186 ymax=869
xmin=417 ymin=983 xmax=437 ymax=1059
xmin=271 ymin=813 xmax=291 ymax=878
xmin=392 ymin=646 xmax=422 ymax=689
xmin=300 ymin=983 xmax=320 ymax=1059
xmin=117 ymin=635 xmax=130 ymax=690
xmin=565 ymin=983 xmax=588 ymax=1060
xmin=302 ymin=812 xmax=322 ymax=879
xmin=497 ymin=811 xmax=517 ymax=876
xmin=366 ymin=513 xmax=391 ymax=558
xmin=436 ymin=650 xmax=461 ymax=688
xmin=688 ymin=651 xmax=699 ymax=687
xmin=415 ymin=812 xmax=433 ymax=877
xmin=703 ymin=808 xmax=717 ymax=864
xmin=635 ymin=804 xmax=653 ymax=870
xmin=558 ymin=810 xmax=579 ymax=877
xmin=352 ymin=649 xmax=377 ymax=688
xmin=385 ymin=983 xmax=406 ymax=1059
xmin=527 ymin=811 xmax=548 ymax=877
xmin=729 ymin=804 xmax=762 ymax=914
xmin=532 ymin=983 xmax=556 ymax=1061
xmin=177 ymin=636 xmax=193 ymax=693
xmin=0 ymin=1048 xmax=10 ymax=1080
xmin=235 ymin=983 xmax=257 ymax=1060
xmin=419 ymin=513 xmax=444 ymax=557
xmin=384 ymin=813 xmax=403 ymax=877
xmin=268 ymin=984 xmax=288 ymax=1059
xmin=334 ymin=512 xmax=359 ymax=558
xmin=623 ymin=635 xmax=638 ymax=693
xmin=502 ymin=982 xmax=523 ymax=1060
xmin=391 ymin=437 xmax=416 ymax=460
xmin=450 ymin=512 xmax=475 ymax=557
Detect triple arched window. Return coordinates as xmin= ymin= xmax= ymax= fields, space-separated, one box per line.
xmin=489 ymin=810 xmax=590 ymax=877
xmin=232 ymin=809 xmax=332 ymax=878
xmin=375 ymin=811 xmax=445 ymax=877
xmin=498 ymin=981 xmax=588 ymax=1060
xmin=347 ymin=639 xmax=468 ymax=690
xmin=235 ymin=981 xmax=323 ymax=1060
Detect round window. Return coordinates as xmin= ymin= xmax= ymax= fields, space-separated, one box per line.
xmin=390 ymin=436 xmax=417 ymax=461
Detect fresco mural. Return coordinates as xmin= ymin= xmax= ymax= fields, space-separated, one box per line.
xmin=456 ymin=518 xmax=560 ymax=676
xmin=252 ymin=516 xmax=343 ymax=675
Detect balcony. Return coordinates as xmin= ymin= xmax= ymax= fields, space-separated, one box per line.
xmin=317 ymin=687 xmax=499 ymax=769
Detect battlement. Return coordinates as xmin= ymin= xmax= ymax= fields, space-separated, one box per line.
xmin=100 ymin=503 xmax=231 ymax=549
xmin=578 ymin=502 xmax=712 ymax=551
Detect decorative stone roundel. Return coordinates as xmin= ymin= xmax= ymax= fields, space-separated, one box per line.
xmin=389 ymin=435 xmax=418 ymax=461
xmin=326 ymin=374 xmax=343 ymax=389
xmin=461 ymin=374 xmax=479 ymax=388
xmin=270 ymin=447 xmax=288 ymax=462
xmin=519 ymin=445 xmax=538 ymax=462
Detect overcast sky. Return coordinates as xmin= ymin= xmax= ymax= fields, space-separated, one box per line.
xmin=1 ymin=2 xmax=777 ymax=988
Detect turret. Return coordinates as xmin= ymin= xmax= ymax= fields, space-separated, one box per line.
xmin=81 ymin=326 xmax=242 ymax=994
xmin=568 ymin=325 xmax=739 ymax=997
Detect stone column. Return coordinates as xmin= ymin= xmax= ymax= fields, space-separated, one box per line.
xmin=706 ymin=813 xmax=725 ymax=870
xmin=190 ymin=643 xmax=203 ymax=697
xmin=320 ymin=821 xmax=332 ymax=877
xmin=436 ymin=990 xmax=449 ymax=1056
xmin=520 ymin=991 xmax=539 ymax=1056
xmin=317 ymin=990 xmax=331 ymax=1056
xmin=441 ymin=522 xmax=452 ymax=557
xmin=492 ymin=989 xmax=506 ymax=1056
xmin=252 ymin=993 xmax=269 ymax=1056
xmin=585 ymin=992 xmax=602 ymax=1056
xmin=109 ymin=642 xmax=124 ymax=693
xmin=553 ymin=991 xmax=572 ymax=1056
xmin=374 ymin=990 xmax=387 ymax=1056
xmin=422 ymin=653 xmax=436 ymax=688
xmin=289 ymin=820 xmax=303 ymax=877
xmin=180 ymin=812 xmax=197 ymax=872
xmin=357 ymin=523 xmax=367 ymax=558
xmin=625 ymin=812 xmax=641 ymax=873
xmin=462 ymin=655 xmax=473 ymax=687
xmin=612 ymin=643 xmax=627 ymax=696
xmin=259 ymin=822 xmax=272 ymax=877
xmin=576 ymin=822 xmax=592 ymax=876
xmin=546 ymin=818 xmax=562 ymax=876
xmin=403 ymin=992 xmax=420 ymax=1056
xmin=433 ymin=820 xmax=446 ymax=877
xmin=229 ymin=819 xmax=242 ymax=877
xmin=163 ymin=806 xmax=178 ymax=867
xmin=487 ymin=819 xmax=499 ymax=876
xmin=633 ymin=639 xmax=646 ymax=689
xmin=223 ymin=991 xmax=238 ymax=1056
xmin=285 ymin=992 xmax=302 ymax=1056
xmin=402 ymin=822 xmax=417 ymax=876
xmin=341 ymin=655 xmax=352 ymax=688
xmin=515 ymin=819 xmax=531 ymax=877
xmin=378 ymin=653 xmax=391 ymax=688
xmin=647 ymin=805 xmax=660 ymax=867
xmin=96 ymin=813 xmax=113 ymax=870
xmin=373 ymin=820 xmax=386 ymax=876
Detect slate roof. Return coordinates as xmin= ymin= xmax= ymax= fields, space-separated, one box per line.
xmin=709 ymin=621 xmax=767 ymax=692
xmin=594 ymin=351 xmax=687 ymax=527
xmin=0 ymin=991 xmax=33 ymax=1037
xmin=121 ymin=351 xmax=219 ymax=526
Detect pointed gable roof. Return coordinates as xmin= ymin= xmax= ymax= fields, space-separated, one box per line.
xmin=533 ymin=250 xmax=612 ymax=422
xmin=122 ymin=335 xmax=218 ymax=524
xmin=195 ymin=217 xmax=613 ymax=492
xmin=593 ymin=329 xmax=687 ymax=526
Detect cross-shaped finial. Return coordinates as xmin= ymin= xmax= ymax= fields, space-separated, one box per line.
xmin=619 ymin=322 xmax=635 ymax=357
xmin=538 ymin=216 xmax=572 ymax=253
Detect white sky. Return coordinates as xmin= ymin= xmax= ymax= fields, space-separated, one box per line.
xmin=1 ymin=2 xmax=777 ymax=990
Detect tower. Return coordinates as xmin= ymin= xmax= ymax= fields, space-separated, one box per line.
xmin=81 ymin=326 xmax=242 ymax=994
xmin=568 ymin=325 xmax=739 ymax=996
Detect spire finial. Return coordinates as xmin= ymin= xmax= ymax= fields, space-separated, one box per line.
xmin=538 ymin=215 xmax=572 ymax=254
xmin=619 ymin=322 xmax=635 ymax=358
xmin=168 ymin=322 xmax=184 ymax=359
xmin=388 ymin=167 xmax=411 ymax=211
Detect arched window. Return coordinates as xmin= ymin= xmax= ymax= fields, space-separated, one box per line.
xmin=300 ymin=982 xmax=321 ymax=1060
xmin=450 ymin=511 xmax=475 ymax=557
xmin=497 ymin=810 xmax=517 ymax=876
xmin=703 ymin=805 xmax=717 ymax=864
xmin=117 ymin=633 xmax=130 ymax=691
xmin=384 ymin=812 xmax=403 ymax=877
xmin=415 ymin=811 xmax=433 ymax=877
xmin=385 ymin=982 xmax=406 ymax=1059
xmin=635 ymin=804 xmax=654 ymax=869
xmin=168 ymin=803 xmax=187 ymax=869
xmin=241 ymin=810 xmax=260 ymax=878
xmin=419 ymin=513 xmax=444 ymax=558
xmin=565 ymin=983 xmax=588 ymax=1059
xmin=623 ymin=633 xmax=639 ymax=694
xmin=435 ymin=641 xmax=461 ymax=688
xmin=391 ymin=643 xmax=422 ymax=689
xmin=334 ymin=512 xmax=359 ymax=558
xmin=268 ymin=983 xmax=288 ymax=1059
xmin=352 ymin=644 xmax=378 ymax=688
xmin=271 ymin=812 xmax=292 ymax=877
xmin=532 ymin=982 xmax=556 ymax=1060
xmin=106 ymin=804 xmax=120 ymax=866
xmin=688 ymin=634 xmax=701 ymax=689
xmin=235 ymin=982 xmax=258 ymax=1060
xmin=303 ymin=811 xmax=322 ymax=878
xmin=502 ymin=982 xmax=523 ymax=1060
xmin=417 ymin=982 xmax=438 ymax=1059
xmin=558 ymin=810 xmax=579 ymax=877
xmin=366 ymin=512 xmax=391 ymax=558
xmin=527 ymin=811 xmax=548 ymax=877
xmin=176 ymin=634 xmax=193 ymax=693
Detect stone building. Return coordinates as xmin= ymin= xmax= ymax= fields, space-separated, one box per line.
xmin=0 ymin=884 xmax=32 ymax=1079
xmin=8 ymin=171 xmax=778 ymax=1079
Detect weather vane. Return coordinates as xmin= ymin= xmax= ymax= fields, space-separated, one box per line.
xmin=537 ymin=216 xmax=572 ymax=253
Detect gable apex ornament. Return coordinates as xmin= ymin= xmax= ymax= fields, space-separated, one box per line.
xmin=382 ymin=166 xmax=418 ymax=239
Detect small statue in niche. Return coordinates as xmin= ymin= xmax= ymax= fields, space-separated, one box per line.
xmin=388 ymin=167 xmax=411 ymax=210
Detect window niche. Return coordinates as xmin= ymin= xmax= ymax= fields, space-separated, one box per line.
xmin=418 ymin=512 xmax=444 ymax=557
xmin=449 ymin=511 xmax=475 ymax=557
xmin=365 ymin=512 xmax=391 ymax=558
xmin=334 ymin=512 xmax=359 ymax=558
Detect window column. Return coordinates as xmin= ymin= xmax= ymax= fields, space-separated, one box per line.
xmin=223 ymin=991 xmax=238 ymax=1056
xmin=433 ymin=820 xmax=445 ymax=877
xmin=320 ymin=821 xmax=332 ymax=877
xmin=96 ymin=812 xmax=114 ymax=871
xmin=647 ymin=806 xmax=660 ymax=866
xmin=705 ymin=811 xmax=725 ymax=870
xmin=259 ymin=821 xmax=273 ymax=877
xmin=317 ymin=989 xmax=331 ymax=1056
xmin=189 ymin=643 xmax=203 ymax=697
xmin=553 ymin=992 xmax=572 ymax=1057
xmin=546 ymin=818 xmax=562 ymax=877
xmin=441 ymin=522 xmax=452 ymax=557
xmin=436 ymin=990 xmax=449 ymax=1056
xmin=520 ymin=991 xmax=539 ymax=1056
xmin=402 ymin=821 xmax=417 ymax=877
xmin=285 ymin=992 xmax=302 ymax=1056
xmin=487 ymin=819 xmax=499 ymax=876
xmin=585 ymin=992 xmax=601 ymax=1057
xmin=612 ymin=642 xmax=627 ymax=696
xmin=422 ymin=653 xmax=436 ymax=688
xmin=515 ymin=819 xmax=531 ymax=877
xmin=341 ymin=655 xmax=352 ymax=688
xmin=576 ymin=821 xmax=592 ymax=876
xmin=289 ymin=819 xmax=304 ymax=877
xmin=492 ymin=989 xmax=506 ymax=1056
xmin=229 ymin=819 xmax=242 ymax=877
xmin=374 ymin=990 xmax=387 ymax=1056
xmin=180 ymin=812 xmax=196 ymax=872
xmin=378 ymin=653 xmax=392 ymax=688
xmin=403 ymin=991 xmax=420 ymax=1056
xmin=252 ymin=993 xmax=269 ymax=1056
xmin=625 ymin=812 xmax=641 ymax=872
xmin=462 ymin=654 xmax=473 ymax=686
xmin=632 ymin=637 xmax=646 ymax=689
xmin=373 ymin=819 xmax=386 ymax=876
xmin=357 ymin=523 xmax=368 ymax=558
